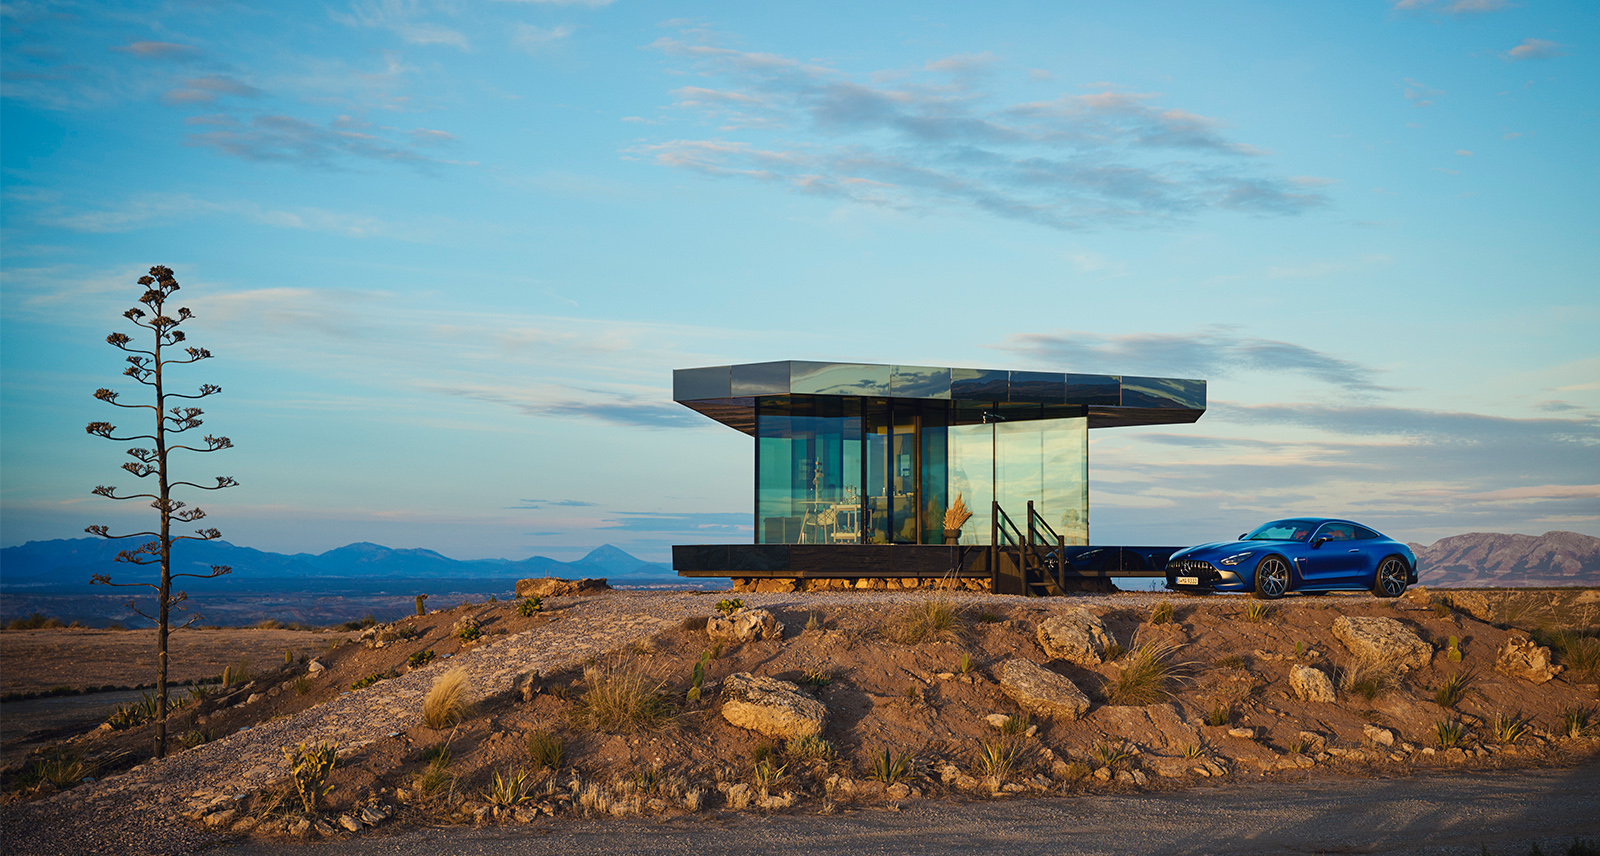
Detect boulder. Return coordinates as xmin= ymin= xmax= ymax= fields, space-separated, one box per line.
xmin=514 ymin=577 xmax=611 ymax=598
xmin=996 ymin=658 xmax=1090 ymax=720
xmin=1036 ymin=608 xmax=1116 ymax=667
xmin=1289 ymin=664 xmax=1336 ymax=703
xmin=707 ymin=608 xmax=784 ymax=642
xmin=1494 ymin=635 xmax=1563 ymax=683
xmin=719 ymin=673 xmax=826 ymax=739
xmin=1332 ymin=616 xmax=1432 ymax=672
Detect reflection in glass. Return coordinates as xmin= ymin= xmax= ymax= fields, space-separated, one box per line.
xmin=756 ymin=398 xmax=862 ymax=545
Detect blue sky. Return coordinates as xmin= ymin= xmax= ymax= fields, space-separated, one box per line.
xmin=2 ymin=0 xmax=1595 ymax=563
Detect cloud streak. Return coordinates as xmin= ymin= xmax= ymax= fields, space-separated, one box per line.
xmin=1506 ymin=38 xmax=1566 ymax=61
xmin=640 ymin=33 xmax=1326 ymax=230
xmin=991 ymin=327 xmax=1392 ymax=393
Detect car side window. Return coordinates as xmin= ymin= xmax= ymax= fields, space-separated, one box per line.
xmin=1353 ymin=526 xmax=1380 ymax=540
xmin=1317 ymin=523 xmax=1357 ymax=541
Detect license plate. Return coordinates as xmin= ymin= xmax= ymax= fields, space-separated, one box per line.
xmin=1176 ymin=576 xmax=1200 ymax=586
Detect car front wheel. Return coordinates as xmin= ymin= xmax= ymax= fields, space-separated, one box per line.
xmin=1373 ymin=557 xmax=1409 ymax=598
xmin=1253 ymin=555 xmax=1290 ymax=600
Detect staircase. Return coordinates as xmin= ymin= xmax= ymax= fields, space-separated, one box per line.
xmin=991 ymin=501 xmax=1069 ymax=597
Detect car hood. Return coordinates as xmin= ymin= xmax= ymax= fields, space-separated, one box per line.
xmin=1173 ymin=540 xmax=1292 ymax=561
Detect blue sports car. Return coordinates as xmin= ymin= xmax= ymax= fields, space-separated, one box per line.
xmin=1165 ymin=518 xmax=1418 ymax=599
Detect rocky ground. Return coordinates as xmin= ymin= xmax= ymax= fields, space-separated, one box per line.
xmin=1 ymin=585 xmax=1597 ymax=856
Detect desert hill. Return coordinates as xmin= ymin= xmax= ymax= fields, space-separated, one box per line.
xmin=1411 ymin=531 xmax=1600 ymax=588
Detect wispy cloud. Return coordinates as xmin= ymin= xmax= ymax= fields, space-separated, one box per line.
xmin=163 ymin=75 xmax=264 ymax=105
xmin=185 ymin=113 xmax=442 ymax=168
xmin=112 ymin=41 xmax=203 ymax=61
xmin=25 ymin=192 xmax=405 ymax=238
xmin=511 ymin=23 xmax=575 ymax=54
xmin=496 ymin=0 xmax=614 ymax=5
xmin=336 ymin=0 xmax=470 ymax=49
xmin=597 ymin=511 xmax=751 ymax=534
xmin=1506 ymin=38 xmax=1566 ymax=61
xmin=1403 ymin=78 xmax=1445 ymax=108
xmin=639 ymin=31 xmax=1326 ymax=230
xmin=1392 ymin=0 xmax=1514 ymax=13
xmin=511 ymin=498 xmax=601 ymax=508
xmin=991 ymin=327 xmax=1392 ymax=393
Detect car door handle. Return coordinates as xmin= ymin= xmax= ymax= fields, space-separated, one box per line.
xmin=1348 ymin=549 xmax=1360 ymax=553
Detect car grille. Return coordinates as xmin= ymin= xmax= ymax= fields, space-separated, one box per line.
xmin=1167 ymin=560 xmax=1216 ymax=574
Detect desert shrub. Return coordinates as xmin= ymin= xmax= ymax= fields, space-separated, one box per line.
xmin=866 ymin=747 xmax=912 ymax=784
xmin=255 ymin=619 xmax=283 ymax=630
xmin=1433 ymin=670 xmax=1475 ymax=709
xmin=680 ymin=615 xmax=709 ymax=633
xmin=805 ymin=612 xmax=823 ymax=631
xmin=800 ymin=666 xmax=831 ymax=688
xmin=526 ymin=730 xmax=564 ymax=771
xmin=1562 ymin=705 xmax=1596 ymax=738
xmin=293 ymin=676 xmax=313 ymax=696
xmin=408 ymin=649 xmax=437 ymax=668
xmin=1107 ymin=642 xmax=1187 ymax=705
xmin=7 ymin=613 xmax=65 ymax=630
xmin=107 ymin=692 xmax=161 ymax=730
xmin=1490 ymin=710 xmax=1532 ymax=744
xmin=517 ymin=596 xmax=544 ymax=617
xmin=481 ymin=767 xmax=533 ymax=807
xmin=1340 ymin=660 xmax=1396 ymax=702
xmin=1150 ymin=602 xmax=1175 ymax=625
xmin=223 ymin=659 xmax=253 ymax=687
xmin=1553 ymin=633 xmax=1600 ymax=682
xmin=20 ymin=751 xmax=94 ymax=791
xmin=787 ymin=735 xmax=838 ymax=762
xmin=413 ymin=751 xmax=452 ymax=796
xmin=882 ymin=594 xmax=963 ymax=644
xmin=456 ymin=624 xmax=482 ymax=643
xmin=179 ymin=728 xmax=214 ymax=750
xmin=338 ymin=616 xmax=378 ymax=632
xmin=1434 ymin=719 xmax=1467 ymax=749
xmin=976 ymin=734 xmax=1031 ymax=780
xmin=974 ymin=611 xmax=1002 ymax=624
xmin=1205 ymin=701 xmax=1231 ymax=727
xmin=1091 ymin=740 xmax=1134 ymax=771
xmin=352 ymin=669 xmax=397 ymax=690
xmin=752 ymin=758 xmax=788 ymax=795
xmin=1245 ymin=601 xmax=1271 ymax=623
xmin=957 ymin=652 xmax=975 ymax=675
xmin=1215 ymin=653 xmax=1248 ymax=670
xmin=714 ymin=598 xmax=744 ymax=616
xmin=576 ymin=661 xmax=673 ymax=733
xmin=423 ymin=671 xmax=472 ymax=729
xmin=283 ymin=742 xmax=338 ymax=813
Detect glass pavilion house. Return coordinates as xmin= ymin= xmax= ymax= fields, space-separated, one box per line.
xmin=671 ymin=360 xmax=1205 ymax=594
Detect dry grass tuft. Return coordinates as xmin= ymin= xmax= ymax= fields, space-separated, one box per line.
xmin=882 ymin=593 xmax=963 ymax=644
xmin=423 ymin=670 xmax=472 ymax=729
xmin=1107 ymin=642 xmax=1190 ymax=705
xmin=576 ymin=660 xmax=675 ymax=733
xmin=1340 ymin=660 xmax=1397 ymax=703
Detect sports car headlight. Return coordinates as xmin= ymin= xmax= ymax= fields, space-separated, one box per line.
xmin=1218 ymin=552 xmax=1255 ymax=566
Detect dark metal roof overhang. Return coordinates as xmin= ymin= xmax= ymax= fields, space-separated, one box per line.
xmin=674 ymin=360 xmax=1205 ymax=435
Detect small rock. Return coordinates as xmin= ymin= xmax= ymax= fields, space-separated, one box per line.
xmin=1363 ymin=724 xmax=1395 ymax=747
xmin=229 ymin=817 xmax=260 ymax=834
xmin=1422 ymin=747 xmax=1436 ymax=756
xmin=360 ymin=804 xmax=389 ymax=825
xmin=312 ymin=819 xmax=337 ymax=838
xmin=1333 ymin=616 xmax=1432 ymax=673
xmin=885 ymin=782 xmax=912 ymax=800
xmin=245 ymin=693 xmax=262 ymax=705
xmin=512 ymin=807 xmax=538 ymax=823
xmin=985 ymin=713 xmax=1013 ymax=729
xmin=203 ymin=809 xmax=237 ymax=829
xmin=1227 ymin=727 xmax=1256 ymax=739
xmin=290 ymin=818 xmax=311 ymax=837
xmin=1094 ymin=767 xmax=1112 ymax=781
xmin=996 ymin=658 xmax=1090 ymax=720
xmin=1131 ymin=770 xmax=1147 ymax=786
xmin=338 ymin=815 xmax=362 ymax=833
xmin=726 ymin=783 xmax=753 ymax=810
xmin=306 ymin=659 xmax=325 ymax=675
xmin=1494 ymin=635 xmax=1563 ymax=683
xmin=1036 ymin=608 xmax=1116 ymax=666
xmin=1203 ymin=761 xmax=1225 ymax=777
xmin=1289 ymin=665 xmax=1336 ymax=703
xmin=707 ymin=608 xmax=785 ymax=642
xmin=1192 ymin=766 xmax=1211 ymax=777
xmin=1443 ymin=747 xmax=1468 ymax=763
xmin=720 ymin=672 xmax=827 ymax=739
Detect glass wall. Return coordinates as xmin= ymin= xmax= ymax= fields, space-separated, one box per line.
xmin=756 ymin=397 xmax=862 ymax=545
xmin=755 ymin=398 xmax=1086 ymax=546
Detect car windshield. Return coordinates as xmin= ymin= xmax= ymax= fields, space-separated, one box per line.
xmin=1244 ymin=520 xmax=1318 ymax=543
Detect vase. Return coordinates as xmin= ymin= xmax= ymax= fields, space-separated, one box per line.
xmin=944 ymin=529 xmax=960 ymax=545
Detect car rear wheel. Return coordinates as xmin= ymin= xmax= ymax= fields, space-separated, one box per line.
xmin=1253 ymin=555 xmax=1290 ymax=600
xmin=1373 ymin=556 xmax=1409 ymax=598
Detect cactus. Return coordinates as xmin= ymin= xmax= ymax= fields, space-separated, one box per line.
xmin=221 ymin=665 xmax=232 ymax=688
xmin=687 ymin=650 xmax=712 ymax=702
xmin=1448 ymin=636 xmax=1463 ymax=662
xmin=415 ymin=594 xmax=429 ymax=616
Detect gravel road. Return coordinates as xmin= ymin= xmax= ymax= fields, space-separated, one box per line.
xmin=206 ymin=764 xmax=1600 ymax=856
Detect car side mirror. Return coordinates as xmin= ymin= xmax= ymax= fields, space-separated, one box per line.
xmin=1312 ymin=537 xmax=1329 ymax=548
xmin=1239 ymin=534 xmax=1247 ymax=540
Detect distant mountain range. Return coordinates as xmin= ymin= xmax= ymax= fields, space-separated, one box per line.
xmin=0 ymin=537 xmax=676 ymax=593
xmin=1410 ymin=531 xmax=1600 ymax=588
